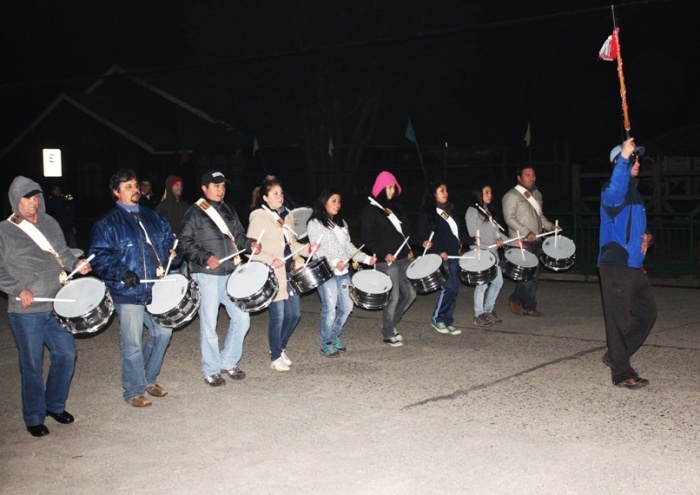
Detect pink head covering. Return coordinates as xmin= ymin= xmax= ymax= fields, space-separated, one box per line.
xmin=371 ymin=171 xmax=402 ymax=198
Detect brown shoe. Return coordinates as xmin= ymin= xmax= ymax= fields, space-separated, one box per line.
xmin=146 ymin=383 xmax=168 ymax=397
xmin=615 ymin=376 xmax=649 ymax=389
xmin=128 ymin=395 xmax=152 ymax=407
xmin=508 ymin=301 xmax=523 ymax=315
xmin=523 ymin=308 xmax=542 ymax=317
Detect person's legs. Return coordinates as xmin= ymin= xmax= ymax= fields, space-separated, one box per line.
xmin=626 ymin=269 xmax=657 ymax=357
xmin=192 ymin=273 xmax=222 ymax=377
xmin=268 ymin=300 xmax=284 ymax=361
xmin=43 ymin=315 xmax=77 ymax=414
xmin=281 ymin=288 xmax=301 ymax=351
xmin=392 ymin=258 xmax=417 ymax=329
xmin=376 ymin=262 xmax=400 ymax=339
xmin=483 ymin=266 xmax=504 ymax=314
xmin=317 ymin=277 xmax=338 ymax=347
xmin=432 ymin=260 xmax=459 ymax=326
xmin=141 ymin=311 xmax=173 ymax=386
xmin=219 ymin=274 xmax=251 ymax=370
xmin=332 ymin=274 xmax=354 ymax=342
xmin=114 ymin=304 xmax=147 ymax=401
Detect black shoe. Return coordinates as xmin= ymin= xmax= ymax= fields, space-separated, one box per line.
xmin=46 ymin=410 xmax=74 ymax=424
xmin=601 ymin=354 xmax=612 ymax=368
xmin=615 ymin=376 xmax=649 ymax=389
xmin=27 ymin=424 xmax=50 ymax=437
xmin=204 ymin=373 xmax=226 ymax=387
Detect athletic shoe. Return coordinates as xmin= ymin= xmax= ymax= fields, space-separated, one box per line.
xmin=473 ymin=314 xmax=492 ymax=326
xmin=383 ymin=336 xmax=404 ymax=347
xmin=332 ymin=337 xmax=347 ymax=352
xmin=431 ymin=321 xmax=450 ymax=334
xmin=204 ymin=373 xmax=226 ymax=387
xmin=446 ymin=325 xmax=462 ymax=335
xmin=485 ymin=311 xmax=502 ymax=324
xmin=281 ymin=349 xmax=292 ymax=366
xmin=270 ymin=357 xmax=291 ymax=372
xmin=321 ymin=343 xmax=340 ymax=358
xmin=222 ymin=367 xmax=246 ymax=380
xmin=392 ymin=329 xmax=404 ymax=342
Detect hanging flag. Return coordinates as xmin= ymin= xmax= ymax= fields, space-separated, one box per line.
xmin=405 ymin=118 xmax=416 ymax=143
xmin=328 ymin=137 xmax=334 ymax=157
xmin=598 ymin=27 xmax=619 ymax=61
xmin=253 ymin=137 xmax=260 ymax=156
xmin=524 ymin=122 xmax=531 ymax=148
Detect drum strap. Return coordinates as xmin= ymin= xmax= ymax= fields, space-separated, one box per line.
xmin=196 ymin=199 xmax=241 ymax=264
xmin=368 ymin=197 xmax=403 ymax=235
xmin=134 ymin=215 xmax=165 ymax=278
xmin=436 ymin=208 xmax=459 ymax=240
xmin=9 ymin=214 xmax=68 ymax=283
xmin=262 ymin=205 xmax=297 ymax=244
xmin=515 ymin=185 xmax=543 ymax=217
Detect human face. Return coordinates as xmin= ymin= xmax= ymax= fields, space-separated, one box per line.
xmin=202 ymin=182 xmax=226 ymax=202
xmin=114 ymin=179 xmax=141 ymax=206
xmin=384 ymin=184 xmax=397 ymax=200
xmin=140 ymin=181 xmax=152 ymax=195
xmin=263 ymin=185 xmax=284 ymax=210
xmin=171 ymin=181 xmax=183 ymax=198
xmin=630 ymin=156 xmax=641 ymax=177
xmin=18 ymin=194 xmax=40 ymax=223
xmin=482 ymin=186 xmax=493 ymax=205
xmin=434 ymin=184 xmax=448 ymax=204
xmin=517 ymin=168 xmax=536 ymax=190
xmin=324 ymin=194 xmax=342 ymax=218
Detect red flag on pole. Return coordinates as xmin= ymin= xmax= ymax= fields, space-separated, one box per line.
xmin=598 ymin=27 xmax=620 ymax=61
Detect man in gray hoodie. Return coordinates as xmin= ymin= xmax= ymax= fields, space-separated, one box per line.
xmin=0 ymin=176 xmax=91 ymax=437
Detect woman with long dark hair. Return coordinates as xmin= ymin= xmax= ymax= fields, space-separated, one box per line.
xmin=465 ymin=182 xmax=505 ymax=326
xmin=307 ymin=188 xmax=375 ymax=357
xmin=418 ymin=181 xmax=472 ymax=334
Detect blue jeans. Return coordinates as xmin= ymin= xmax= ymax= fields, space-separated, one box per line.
xmin=192 ymin=272 xmax=250 ymax=377
xmin=376 ymin=258 xmax=416 ymax=339
xmin=431 ymin=259 xmax=461 ymax=326
xmin=114 ymin=304 xmax=173 ymax=401
xmin=317 ymin=273 xmax=353 ymax=347
xmin=9 ymin=312 xmax=77 ymax=427
xmin=473 ymin=265 xmax=504 ymax=316
xmin=509 ymin=241 xmax=541 ymax=311
xmin=268 ymin=283 xmax=301 ymax=361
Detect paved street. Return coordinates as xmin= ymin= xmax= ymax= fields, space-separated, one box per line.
xmin=1 ymin=278 xmax=699 ymax=495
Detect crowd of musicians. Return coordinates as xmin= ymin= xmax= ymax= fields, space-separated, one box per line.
xmin=1 ymin=137 xmax=657 ymax=437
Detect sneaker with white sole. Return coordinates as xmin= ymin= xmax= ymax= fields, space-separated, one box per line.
xmin=204 ymin=373 xmax=226 ymax=387
xmin=446 ymin=325 xmax=462 ymax=335
xmin=473 ymin=314 xmax=492 ymax=326
xmin=383 ymin=336 xmax=404 ymax=347
xmin=270 ymin=357 xmax=290 ymax=372
xmin=485 ymin=311 xmax=502 ymax=324
xmin=392 ymin=329 xmax=404 ymax=342
xmin=431 ymin=321 xmax=450 ymax=334
xmin=281 ymin=349 xmax=292 ymax=366
xmin=332 ymin=336 xmax=347 ymax=352
xmin=321 ymin=343 xmax=340 ymax=358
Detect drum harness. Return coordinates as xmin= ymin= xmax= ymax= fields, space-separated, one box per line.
xmin=9 ymin=214 xmax=69 ymax=284
xmin=196 ymin=199 xmax=243 ymax=266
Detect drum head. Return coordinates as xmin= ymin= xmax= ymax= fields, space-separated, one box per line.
xmin=351 ymin=270 xmax=392 ymax=294
xmin=146 ymin=274 xmax=190 ymax=314
xmin=504 ymin=248 xmax=539 ymax=268
xmin=541 ymin=235 xmax=576 ymax=259
xmin=54 ymin=277 xmax=106 ymax=317
xmin=459 ymin=250 xmax=496 ymax=271
xmin=406 ymin=254 xmax=443 ymax=279
xmin=290 ymin=207 xmax=312 ymax=239
xmin=227 ymin=261 xmax=271 ymax=298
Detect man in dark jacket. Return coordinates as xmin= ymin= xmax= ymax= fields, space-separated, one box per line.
xmin=179 ymin=170 xmax=261 ymax=386
xmin=89 ymin=169 xmax=177 ymax=407
xmin=0 ymin=176 xmax=91 ymax=436
xmin=598 ymin=137 xmax=657 ymax=389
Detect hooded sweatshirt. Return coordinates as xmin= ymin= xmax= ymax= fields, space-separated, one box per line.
xmin=0 ymin=176 xmax=79 ymax=313
xmin=156 ymin=175 xmax=188 ymax=235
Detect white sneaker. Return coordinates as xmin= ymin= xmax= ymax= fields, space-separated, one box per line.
xmin=392 ymin=329 xmax=404 ymax=342
xmin=281 ymin=349 xmax=292 ymax=366
xmin=270 ymin=357 xmax=290 ymax=372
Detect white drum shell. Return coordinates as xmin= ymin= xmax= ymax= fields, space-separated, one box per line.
xmin=350 ymin=270 xmax=393 ymax=310
xmin=226 ymin=261 xmax=279 ymax=312
xmin=53 ymin=277 xmax=114 ymax=335
xmin=146 ymin=274 xmax=201 ymax=329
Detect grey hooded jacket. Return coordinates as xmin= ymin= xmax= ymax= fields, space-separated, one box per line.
xmin=0 ymin=176 xmax=79 ymax=313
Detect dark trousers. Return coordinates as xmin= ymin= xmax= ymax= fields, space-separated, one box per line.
xmin=599 ymin=265 xmax=657 ymax=384
xmin=509 ymin=241 xmax=541 ymax=311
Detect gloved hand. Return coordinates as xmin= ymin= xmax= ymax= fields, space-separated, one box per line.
xmin=121 ymin=270 xmax=140 ymax=288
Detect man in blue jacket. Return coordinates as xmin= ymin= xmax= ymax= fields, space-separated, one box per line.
xmin=598 ymin=137 xmax=657 ymax=389
xmin=90 ymin=169 xmax=177 ymax=407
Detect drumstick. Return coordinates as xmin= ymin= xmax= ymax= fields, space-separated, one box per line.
xmin=302 ymin=234 xmax=324 ymax=269
xmin=206 ymin=248 xmax=245 ymax=269
xmin=140 ymin=278 xmax=176 ymax=283
xmin=475 ymin=203 xmax=506 ymax=233
xmin=283 ymin=245 xmax=307 ymax=262
xmin=554 ymin=220 xmax=559 ymax=249
xmin=65 ymin=254 xmax=95 ymax=282
xmin=476 ymin=229 xmax=481 ymax=261
xmin=246 ymin=229 xmax=265 ymax=267
xmin=487 ymin=229 xmax=560 ymax=249
xmin=387 ymin=236 xmax=409 ymax=266
xmin=517 ymin=230 xmax=526 ymax=260
xmin=15 ymin=297 xmax=76 ymax=302
xmin=164 ymin=239 xmax=179 ymax=277
xmin=447 ymin=255 xmax=477 ymax=260
xmin=342 ymin=244 xmax=366 ymax=265
xmin=422 ymin=232 xmax=434 ymax=257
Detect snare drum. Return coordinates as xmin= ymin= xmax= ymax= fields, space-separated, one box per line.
xmin=540 ymin=235 xmax=576 ymax=272
xmin=289 ymin=258 xmax=333 ymax=294
xmin=226 ymin=261 xmax=279 ymax=312
xmin=146 ymin=274 xmax=201 ymax=329
xmin=406 ymin=254 xmax=447 ymax=293
xmin=349 ymin=270 xmax=393 ymax=310
xmin=502 ymin=248 xmax=539 ymax=281
xmin=459 ymin=250 xmax=497 ymax=285
xmin=53 ymin=277 xmax=114 ymax=335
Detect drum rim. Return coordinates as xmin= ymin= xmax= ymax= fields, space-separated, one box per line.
xmin=54 ymin=277 xmax=108 ymax=317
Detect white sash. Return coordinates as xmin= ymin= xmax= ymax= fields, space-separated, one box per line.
xmin=436 ymin=208 xmax=459 ymax=239
xmin=196 ymin=199 xmax=241 ymax=264
xmin=368 ymin=197 xmax=403 ymax=234
xmin=9 ymin=214 xmax=67 ymax=282
xmin=515 ymin=185 xmax=543 ymax=217
xmin=262 ymin=205 xmax=295 ymax=244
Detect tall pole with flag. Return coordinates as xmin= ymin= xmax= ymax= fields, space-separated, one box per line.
xmin=598 ymin=7 xmax=631 ymax=139
xmin=523 ymin=122 xmax=532 ymax=162
xmin=405 ymin=117 xmax=427 ymax=183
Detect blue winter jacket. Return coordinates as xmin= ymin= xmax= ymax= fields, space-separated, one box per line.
xmin=598 ymin=155 xmax=648 ymax=268
xmin=89 ymin=204 xmax=176 ymax=304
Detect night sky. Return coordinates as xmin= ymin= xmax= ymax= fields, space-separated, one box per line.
xmin=1 ymin=0 xmax=696 ymax=163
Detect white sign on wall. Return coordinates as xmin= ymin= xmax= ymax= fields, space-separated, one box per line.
xmin=43 ymin=149 xmax=62 ymax=177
